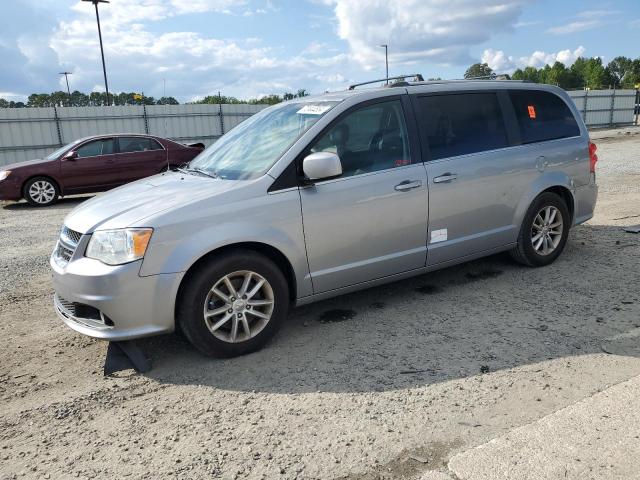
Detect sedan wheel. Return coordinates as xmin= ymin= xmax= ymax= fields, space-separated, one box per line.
xmin=24 ymin=177 xmax=59 ymax=206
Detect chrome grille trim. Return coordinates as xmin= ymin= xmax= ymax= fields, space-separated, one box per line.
xmin=61 ymin=227 xmax=82 ymax=247
xmin=54 ymin=226 xmax=83 ymax=267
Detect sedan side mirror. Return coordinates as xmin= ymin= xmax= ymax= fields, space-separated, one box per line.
xmin=302 ymin=152 xmax=342 ymax=181
xmin=63 ymin=150 xmax=78 ymax=161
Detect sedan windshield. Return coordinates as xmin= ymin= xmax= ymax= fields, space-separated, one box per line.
xmin=188 ymin=101 xmax=339 ymax=180
xmin=46 ymin=139 xmax=82 ymax=160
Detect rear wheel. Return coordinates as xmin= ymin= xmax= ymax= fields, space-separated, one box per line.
xmin=510 ymin=192 xmax=570 ymax=267
xmin=177 ymin=250 xmax=289 ymax=357
xmin=23 ymin=177 xmax=59 ymax=207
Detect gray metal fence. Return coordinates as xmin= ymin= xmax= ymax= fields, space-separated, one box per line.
xmin=0 ymin=103 xmax=268 ymax=166
xmin=567 ymin=89 xmax=638 ymax=128
xmin=1 ymin=89 xmax=638 ymax=166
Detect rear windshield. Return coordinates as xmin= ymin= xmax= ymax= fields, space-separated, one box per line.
xmin=509 ymin=90 xmax=580 ymax=144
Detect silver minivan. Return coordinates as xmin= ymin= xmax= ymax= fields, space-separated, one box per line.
xmin=51 ymin=78 xmax=598 ymax=357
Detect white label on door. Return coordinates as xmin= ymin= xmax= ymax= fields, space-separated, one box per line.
xmin=430 ymin=228 xmax=448 ymax=243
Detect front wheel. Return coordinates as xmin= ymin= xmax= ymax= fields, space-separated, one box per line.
xmin=177 ymin=250 xmax=289 ymax=357
xmin=24 ymin=177 xmax=59 ymax=207
xmin=510 ymin=192 xmax=570 ymax=267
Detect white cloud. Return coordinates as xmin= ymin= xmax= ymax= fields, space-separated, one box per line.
xmin=520 ymin=46 xmax=586 ymax=68
xmin=481 ymin=46 xmax=587 ymax=73
xmin=630 ymin=19 xmax=640 ymax=28
xmin=514 ymin=20 xmax=541 ymax=28
xmin=46 ymin=2 xmax=353 ymax=100
xmin=481 ymin=49 xmax=515 ymax=72
xmin=546 ymin=20 xmax=600 ymax=35
xmin=577 ymin=10 xmax=620 ymax=18
xmin=0 ymin=92 xmax=27 ymax=102
xmin=325 ymin=0 xmax=530 ymax=68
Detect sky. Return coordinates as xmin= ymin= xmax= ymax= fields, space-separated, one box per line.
xmin=0 ymin=0 xmax=638 ymax=102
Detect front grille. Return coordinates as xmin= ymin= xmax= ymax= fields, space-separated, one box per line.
xmin=61 ymin=227 xmax=82 ymax=247
xmin=54 ymin=226 xmax=82 ymax=267
xmin=56 ymin=243 xmax=74 ymax=262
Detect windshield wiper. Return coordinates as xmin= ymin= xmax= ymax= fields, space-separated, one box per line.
xmin=178 ymin=167 xmax=219 ymax=179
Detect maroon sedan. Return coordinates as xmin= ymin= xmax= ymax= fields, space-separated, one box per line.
xmin=0 ymin=134 xmax=204 ymax=206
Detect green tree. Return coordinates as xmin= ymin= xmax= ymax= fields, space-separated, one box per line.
xmin=626 ymin=59 xmax=640 ymax=88
xmin=464 ymin=63 xmax=495 ymax=79
xmin=156 ymin=96 xmax=179 ymax=105
xmin=606 ymin=56 xmax=633 ymax=88
xmin=583 ymin=57 xmax=607 ymax=89
xmin=27 ymin=93 xmax=52 ymax=107
xmin=248 ymin=94 xmax=282 ymax=105
xmin=89 ymin=92 xmax=108 ymax=106
xmin=196 ymin=94 xmax=242 ymax=104
xmin=70 ymin=90 xmax=90 ymax=106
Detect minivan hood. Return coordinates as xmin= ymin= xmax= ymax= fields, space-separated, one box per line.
xmin=64 ymin=172 xmax=240 ymax=233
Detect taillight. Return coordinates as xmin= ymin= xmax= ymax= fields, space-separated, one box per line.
xmin=589 ymin=141 xmax=598 ymax=173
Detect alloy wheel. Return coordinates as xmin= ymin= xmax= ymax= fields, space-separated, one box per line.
xmin=531 ymin=205 xmax=563 ymax=256
xmin=203 ymin=270 xmax=275 ymax=343
xmin=28 ymin=180 xmax=56 ymax=204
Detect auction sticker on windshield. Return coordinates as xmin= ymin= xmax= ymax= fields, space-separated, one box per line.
xmin=297 ymin=104 xmax=332 ymax=115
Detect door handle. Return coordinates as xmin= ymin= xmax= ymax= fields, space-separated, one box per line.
xmin=433 ymin=173 xmax=457 ymax=184
xmin=394 ymin=180 xmax=422 ymax=191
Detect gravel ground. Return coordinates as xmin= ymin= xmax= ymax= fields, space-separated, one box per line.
xmin=1 ymin=128 xmax=639 ymax=480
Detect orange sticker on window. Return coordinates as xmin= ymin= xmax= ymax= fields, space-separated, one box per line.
xmin=528 ymin=105 xmax=536 ymax=119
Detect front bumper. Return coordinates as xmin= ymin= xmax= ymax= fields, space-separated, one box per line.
xmin=51 ymin=244 xmax=184 ymax=340
xmin=0 ymin=178 xmax=22 ymax=201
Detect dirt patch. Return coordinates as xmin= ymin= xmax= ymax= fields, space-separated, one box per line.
xmin=319 ymin=308 xmax=358 ymax=323
xmin=1 ymin=131 xmax=640 ymax=479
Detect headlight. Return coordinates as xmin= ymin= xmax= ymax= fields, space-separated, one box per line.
xmin=0 ymin=170 xmax=11 ymax=181
xmin=86 ymin=228 xmax=153 ymax=265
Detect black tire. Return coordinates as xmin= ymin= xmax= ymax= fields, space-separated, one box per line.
xmin=177 ymin=250 xmax=289 ymax=357
xmin=510 ymin=192 xmax=570 ymax=267
xmin=23 ymin=176 xmax=60 ymax=207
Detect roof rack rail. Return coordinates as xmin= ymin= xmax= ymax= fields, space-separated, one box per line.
xmin=348 ymin=74 xmax=424 ymax=90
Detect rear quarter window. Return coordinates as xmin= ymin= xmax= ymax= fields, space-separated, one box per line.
xmin=509 ymin=90 xmax=580 ymax=144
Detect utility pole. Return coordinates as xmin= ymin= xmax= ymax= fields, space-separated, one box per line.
xmin=380 ymin=44 xmax=389 ymax=84
xmin=82 ymin=0 xmax=111 ymax=105
xmin=59 ymin=72 xmax=72 ymax=95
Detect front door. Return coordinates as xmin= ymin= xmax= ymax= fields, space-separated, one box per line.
xmin=60 ymin=137 xmax=119 ymax=191
xmin=299 ymin=98 xmax=429 ymax=293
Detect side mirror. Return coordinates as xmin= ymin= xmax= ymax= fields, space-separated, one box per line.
xmin=63 ymin=150 xmax=78 ymax=161
xmin=302 ymin=152 xmax=342 ymax=181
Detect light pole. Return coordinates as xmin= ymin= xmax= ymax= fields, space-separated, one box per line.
xmin=59 ymin=71 xmax=72 ymax=95
xmin=82 ymin=0 xmax=111 ymax=105
xmin=380 ymin=44 xmax=388 ymax=84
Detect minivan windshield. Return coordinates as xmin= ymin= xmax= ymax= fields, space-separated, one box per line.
xmin=187 ymin=101 xmax=339 ymax=180
xmin=46 ymin=139 xmax=82 ymax=160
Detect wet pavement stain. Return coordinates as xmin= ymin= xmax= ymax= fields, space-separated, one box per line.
xmin=463 ymin=268 xmax=503 ymax=282
xmin=415 ymin=284 xmax=443 ymax=295
xmin=319 ymin=309 xmax=357 ymax=323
